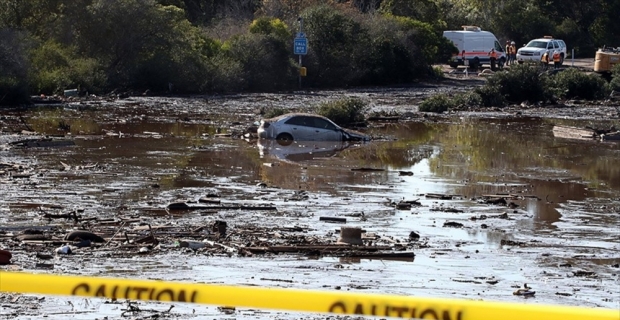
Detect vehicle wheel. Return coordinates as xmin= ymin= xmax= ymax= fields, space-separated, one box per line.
xmin=470 ymin=57 xmax=480 ymax=70
xmin=275 ymin=133 xmax=294 ymax=146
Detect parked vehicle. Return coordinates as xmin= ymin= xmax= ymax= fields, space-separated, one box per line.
xmin=443 ymin=26 xmax=506 ymax=69
xmin=516 ymin=37 xmax=567 ymax=65
xmin=257 ymin=113 xmax=370 ymax=145
xmin=594 ymin=46 xmax=620 ymax=75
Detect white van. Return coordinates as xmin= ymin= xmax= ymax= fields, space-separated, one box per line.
xmin=443 ymin=26 xmax=506 ymax=69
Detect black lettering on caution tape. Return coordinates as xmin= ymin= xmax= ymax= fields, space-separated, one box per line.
xmin=328 ymin=301 xmax=463 ymax=320
xmin=71 ymin=283 xmax=198 ymax=303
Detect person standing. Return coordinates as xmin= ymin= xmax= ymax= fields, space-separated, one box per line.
xmin=488 ymin=48 xmax=498 ymax=71
xmin=505 ymin=41 xmax=512 ymax=65
xmin=541 ymin=50 xmax=549 ymax=70
xmin=510 ymin=41 xmax=517 ymax=65
xmin=552 ymin=51 xmax=561 ymax=69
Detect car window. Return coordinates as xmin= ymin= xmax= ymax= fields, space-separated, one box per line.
xmin=553 ymin=41 xmax=559 ymax=49
xmin=527 ymin=41 xmax=548 ymax=49
xmin=284 ymin=116 xmax=311 ymax=127
xmin=559 ymin=40 xmax=566 ymax=48
xmin=494 ymin=41 xmax=503 ymax=52
xmin=311 ymin=118 xmax=337 ymax=130
xmin=547 ymin=43 xmax=553 ymax=49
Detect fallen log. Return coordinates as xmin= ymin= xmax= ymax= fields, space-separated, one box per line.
xmin=244 ymin=244 xmax=392 ymax=254
xmin=319 ymin=217 xmax=346 ymax=223
xmin=167 ymin=202 xmax=276 ymax=211
xmin=552 ymin=125 xmax=597 ymax=140
xmin=367 ymin=116 xmax=400 ymax=122
xmin=350 ymin=167 xmax=385 ymax=172
xmin=425 ymin=193 xmax=454 ymax=200
xmin=339 ymin=251 xmax=415 ymax=260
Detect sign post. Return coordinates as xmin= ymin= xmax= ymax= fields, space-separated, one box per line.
xmin=294 ymin=17 xmax=308 ymax=89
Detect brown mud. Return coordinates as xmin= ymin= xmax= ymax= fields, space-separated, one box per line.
xmin=0 ymin=75 xmax=619 ymax=319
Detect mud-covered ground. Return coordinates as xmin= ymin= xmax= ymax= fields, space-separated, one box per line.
xmin=0 ymin=74 xmax=619 ymax=319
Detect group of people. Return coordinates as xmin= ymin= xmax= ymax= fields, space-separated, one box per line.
xmin=486 ymin=40 xmax=561 ymax=71
xmin=541 ymin=50 xmax=562 ymax=69
xmin=505 ymin=40 xmax=517 ymax=65
xmin=487 ymin=40 xmax=517 ymax=71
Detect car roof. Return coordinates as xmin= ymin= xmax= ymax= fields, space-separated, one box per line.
xmin=265 ymin=112 xmax=333 ymax=122
xmin=530 ymin=38 xmax=563 ymax=42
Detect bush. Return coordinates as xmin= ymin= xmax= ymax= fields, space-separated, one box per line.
xmin=262 ymin=107 xmax=288 ymax=118
xmin=301 ymin=5 xmax=371 ymax=87
xmin=551 ymin=68 xmax=610 ymax=100
xmin=249 ymin=17 xmax=291 ymax=41
xmin=484 ymin=64 xmax=550 ymax=104
xmin=419 ymin=95 xmax=451 ymax=113
xmin=0 ymin=28 xmax=30 ymax=106
xmin=203 ymin=55 xmax=246 ymax=93
xmin=610 ymin=64 xmax=620 ymax=91
xmin=316 ymin=97 xmax=367 ymax=126
xmin=223 ymin=33 xmax=296 ymax=92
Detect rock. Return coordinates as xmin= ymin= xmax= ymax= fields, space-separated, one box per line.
xmin=443 ymin=221 xmax=464 ymax=228
xmin=167 ymin=202 xmax=190 ymax=210
xmin=337 ymin=227 xmax=363 ymax=245
xmin=178 ymin=240 xmax=206 ymax=249
xmin=55 ymin=245 xmax=72 ymax=254
xmin=408 ymin=231 xmax=420 ymax=241
xmin=65 ymin=230 xmax=105 ymax=243
xmin=0 ymin=249 xmax=12 ymax=265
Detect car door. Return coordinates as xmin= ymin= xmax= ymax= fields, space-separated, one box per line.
xmin=283 ymin=115 xmax=317 ymax=141
xmin=308 ymin=117 xmax=343 ymax=141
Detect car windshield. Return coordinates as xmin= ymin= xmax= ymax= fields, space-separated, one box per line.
xmin=526 ymin=41 xmax=549 ymax=49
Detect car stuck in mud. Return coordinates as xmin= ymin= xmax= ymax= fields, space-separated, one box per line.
xmin=257 ymin=113 xmax=370 ymax=145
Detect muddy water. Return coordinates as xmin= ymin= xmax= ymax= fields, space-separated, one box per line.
xmin=1 ymin=105 xmax=619 ymax=319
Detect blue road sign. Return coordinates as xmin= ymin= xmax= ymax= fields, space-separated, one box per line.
xmin=294 ymin=38 xmax=308 ymax=55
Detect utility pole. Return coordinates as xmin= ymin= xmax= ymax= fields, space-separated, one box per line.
xmin=294 ymin=17 xmax=308 ymax=89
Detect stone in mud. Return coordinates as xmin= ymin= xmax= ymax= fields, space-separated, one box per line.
xmin=64 ymin=230 xmax=105 ymax=243
xmin=409 ymin=231 xmax=421 ymax=241
xmin=443 ymin=221 xmax=464 ymax=228
xmin=337 ymin=227 xmax=363 ymax=245
xmin=0 ymin=249 xmax=12 ymax=265
xmin=167 ymin=202 xmax=190 ymax=210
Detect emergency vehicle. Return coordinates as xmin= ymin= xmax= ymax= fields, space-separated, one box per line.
xmin=443 ymin=26 xmax=506 ymax=69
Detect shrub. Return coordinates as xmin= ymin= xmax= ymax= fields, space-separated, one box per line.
xmin=0 ymin=28 xmax=30 ymax=105
xmin=301 ymin=5 xmax=371 ymax=87
xmin=223 ymin=33 xmax=296 ymax=92
xmin=484 ymin=64 xmax=550 ymax=104
xmin=474 ymin=83 xmax=507 ymax=107
xmin=610 ymin=64 xmax=620 ymax=91
xmin=316 ymin=97 xmax=367 ymax=126
xmin=419 ymin=95 xmax=451 ymax=113
xmin=551 ymin=68 xmax=610 ymax=100
xmin=262 ymin=107 xmax=288 ymax=118
xmin=203 ymin=54 xmax=246 ymax=93
xmin=249 ymin=17 xmax=291 ymax=41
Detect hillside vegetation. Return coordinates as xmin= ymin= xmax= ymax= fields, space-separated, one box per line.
xmin=1 ymin=0 xmax=618 ymax=105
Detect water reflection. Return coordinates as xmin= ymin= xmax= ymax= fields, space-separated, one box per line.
xmin=257 ymin=139 xmax=358 ymax=162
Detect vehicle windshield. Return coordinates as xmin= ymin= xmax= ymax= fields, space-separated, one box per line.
xmin=526 ymin=41 xmax=549 ymax=49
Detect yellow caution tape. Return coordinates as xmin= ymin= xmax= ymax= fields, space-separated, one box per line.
xmin=0 ymin=271 xmax=617 ymax=320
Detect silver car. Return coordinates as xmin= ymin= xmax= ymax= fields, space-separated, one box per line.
xmin=257 ymin=113 xmax=369 ymax=145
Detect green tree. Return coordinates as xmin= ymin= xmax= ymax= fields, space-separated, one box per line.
xmin=0 ymin=28 xmax=30 ymax=105
xmin=301 ymin=5 xmax=371 ymax=87
xmin=223 ymin=32 xmax=295 ymax=92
